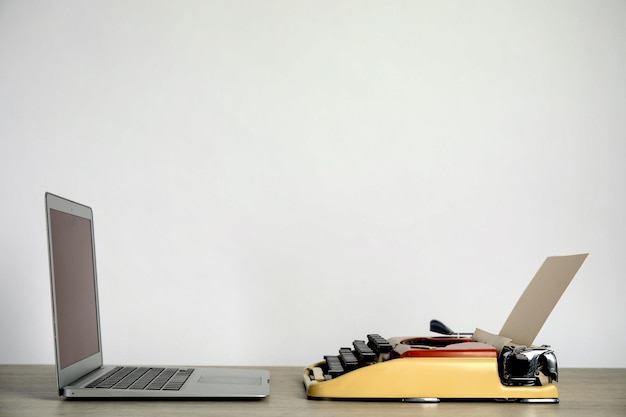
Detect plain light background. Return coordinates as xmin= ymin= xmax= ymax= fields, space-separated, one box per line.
xmin=1 ymin=0 xmax=625 ymax=368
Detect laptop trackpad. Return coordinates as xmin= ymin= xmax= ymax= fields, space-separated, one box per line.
xmin=198 ymin=375 xmax=262 ymax=386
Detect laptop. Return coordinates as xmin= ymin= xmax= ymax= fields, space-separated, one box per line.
xmin=45 ymin=192 xmax=270 ymax=399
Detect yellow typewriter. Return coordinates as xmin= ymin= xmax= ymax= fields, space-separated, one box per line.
xmin=303 ymin=254 xmax=588 ymax=403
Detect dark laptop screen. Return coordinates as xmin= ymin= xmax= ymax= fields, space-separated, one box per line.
xmin=49 ymin=208 xmax=100 ymax=369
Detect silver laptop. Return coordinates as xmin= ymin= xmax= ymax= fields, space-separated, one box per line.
xmin=45 ymin=192 xmax=270 ymax=399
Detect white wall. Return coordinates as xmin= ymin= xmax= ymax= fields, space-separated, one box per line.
xmin=1 ymin=0 xmax=625 ymax=368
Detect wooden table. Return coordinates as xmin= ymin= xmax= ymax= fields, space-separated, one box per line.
xmin=1 ymin=365 xmax=624 ymax=416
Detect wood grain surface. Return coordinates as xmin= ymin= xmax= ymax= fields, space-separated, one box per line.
xmin=1 ymin=366 xmax=624 ymax=417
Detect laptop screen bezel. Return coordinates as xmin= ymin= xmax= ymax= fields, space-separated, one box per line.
xmin=45 ymin=192 xmax=103 ymax=394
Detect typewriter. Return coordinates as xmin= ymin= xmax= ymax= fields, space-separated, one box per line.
xmin=303 ymin=254 xmax=588 ymax=402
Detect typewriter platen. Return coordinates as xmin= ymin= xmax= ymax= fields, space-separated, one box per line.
xmin=303 ymin=254 xmax=588 ymax=402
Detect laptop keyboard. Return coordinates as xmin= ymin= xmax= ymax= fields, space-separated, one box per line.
xmin=86 ymin=367 xmax=194 ymax=390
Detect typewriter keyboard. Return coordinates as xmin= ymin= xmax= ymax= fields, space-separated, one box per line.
xmin=313 ymin=334 xmax=393 ymax=381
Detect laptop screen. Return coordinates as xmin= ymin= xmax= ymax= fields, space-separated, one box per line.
xmin=49 ymin=208 xmax=100 ymax=369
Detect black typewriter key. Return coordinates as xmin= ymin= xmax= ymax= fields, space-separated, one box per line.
xmin=324 ymin=355 xmax=345 ymax=378
xmin=353 ymin=340 xmax=376 ymax=363
xmin=367 ymin=334 xmax=393 ymax=353
xmin=338 ymin=348 xmax=359 ymax=370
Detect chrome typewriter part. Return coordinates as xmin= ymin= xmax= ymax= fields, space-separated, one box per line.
xmin=499 ymin=345 xmax=558 ymax=386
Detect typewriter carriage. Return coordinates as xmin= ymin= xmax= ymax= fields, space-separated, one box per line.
xmin=429 ymin=320 xmax=559 ymax=386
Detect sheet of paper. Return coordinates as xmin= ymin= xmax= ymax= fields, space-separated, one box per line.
xmin=472 ymin=328 xmax=511 ymax=352
xmin=498 ymin=253 xmax=588 ymax=346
